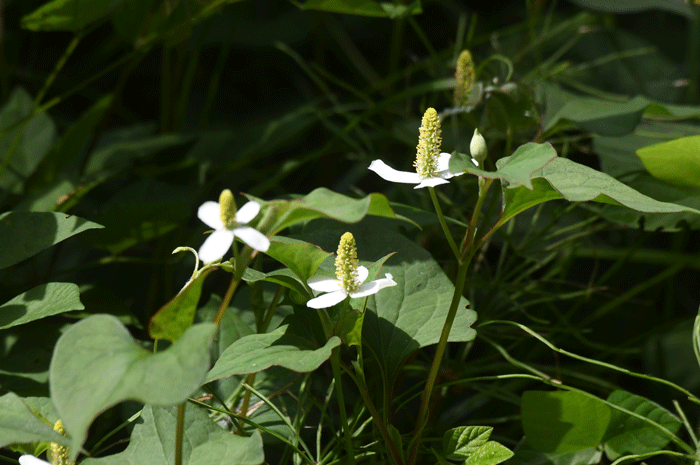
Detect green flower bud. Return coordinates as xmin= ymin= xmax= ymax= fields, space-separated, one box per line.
xmin=47 ymin=420 xmax=74 ymax=465
xmin=335 ymin=232 xmax=360 ymax=293
xmin=414 ymin=108 xmax=442 ymax=178
xmin=219 ymin=189 xmax=237 ymax=229
xmin=454 ymin=50 xmax=476 ymax=107
xmin=470 ymin=128 xmax=487 ymax=164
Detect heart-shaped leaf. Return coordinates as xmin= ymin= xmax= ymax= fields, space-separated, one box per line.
xmin=0 ymin=283 xmax=84 ymax=329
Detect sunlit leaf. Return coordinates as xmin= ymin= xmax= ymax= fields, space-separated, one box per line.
xmin=0 ymin=283 xmax=83 ymax=330
xmin=50 ymin=315 xmax=216 ymax=459
xmin=0 ymin=211 xmax=103 ymax=270
xmin=443 ymin=426 xmax=493 ymax=460
xmin=22 ymin=0 xmax=126 ymax=31
xmin=463 ymin=442 xmax=514 ymax=465
xmin=521 ymin=390 xmax=611 ymax=453
xmin=636 ymin=135 xmax=700 ymax=188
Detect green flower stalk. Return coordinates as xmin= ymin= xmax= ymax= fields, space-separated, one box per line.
xmin=454 ymin=50 xmax=476 ymax=106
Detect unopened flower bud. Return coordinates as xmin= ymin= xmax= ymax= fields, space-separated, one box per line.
xmin=470 ymin=129 xmax=487 ymax=164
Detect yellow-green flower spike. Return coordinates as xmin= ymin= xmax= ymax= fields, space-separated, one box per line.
xmin=414 ymin=107 xmax=442 ymax=178
xmin=335 ymin=232 xmax=360 ymax=293
xmin=219 ymin=189 xmax=237 ymax=229
xmin=470 ymin=128 xmax=487 ymax=164
xmin=454 ymin=50 xmax=476 ymax=106
xmin=47 ymin=420 xmax=74 ymax=465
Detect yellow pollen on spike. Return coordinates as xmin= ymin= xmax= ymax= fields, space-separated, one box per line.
xmin=414 ymin=108 xmax=442 ymax=178
xmin=454 ymin=50 xmax=476 ymax=106
xmin=335 ymin=232 xmax=360 ymax=293
xmin=47 ymin=420 xmax=74 ymax=465
xmin=219 ymin=189 xmax=237 ymax=229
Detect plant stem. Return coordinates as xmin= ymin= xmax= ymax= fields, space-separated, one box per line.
xmin=428 ymin=187 xmax=460 ymax=259
xmin=174 ymin=403 xmax=185 ymax=465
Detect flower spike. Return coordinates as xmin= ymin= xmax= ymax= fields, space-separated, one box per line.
xmin=454 ymin=50 xmax=476 ymax=106
xmin=306 ymin=232 xmax=397 ymax=309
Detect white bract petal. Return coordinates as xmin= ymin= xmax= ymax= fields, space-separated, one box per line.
xmin=308 ymin=276 xmax=343 ymax=292
xmin=198 ymin=201 xmax=225 ymax=230
xmin=235 ymin=201 xmax=261 ymax=224
xmin=368 ymin=160 xmax=422 ymax=184
xmin=307 ymin=290 xmax=348 ymax=309
xmin=356 ymin=265 xmax=369 ymax=284
xmin=415 ymin=177 xmax=451 ymax=189
xmin=350 ymin=273 xmax=397 ymax=298
xmin=19 ymin=456 xmax=51 ymax=465
xmin=198 ymin=229 xmax=234 ymax=263
xmin=233 ymin=226 xmax=270 ymax=252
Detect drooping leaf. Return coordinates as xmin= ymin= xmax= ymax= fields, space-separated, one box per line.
xmin=299 ymin=221 xmax=476 ymax=379
xmin=149 ymin=267 xmax=216 ymax=342
xmin=0 ymin=87 xmax=56 ymax=194
xmin=449 ymin=142 xmax=557 ymax=189
xmin=49 ymin=315 xmax=216 ymax=459
xmin=463 ymin=441 xmax=514 ymax=465
xmin=521 ymin=390 xmax=611 ymax=453
xmin=0 ymin=211 xmax=103 ymax=270
xmin=0 ymin=283 xmax=84 ymax=330
xmin=0 ymin=392 xmax=68 ymax=448
xmin=636 ymin=135 xmax=700 ymax=188
xmin=603 ymin=390 xmax=681 ymax=460
xmin=443 ymin=426 xmax=493 ymax=460
xmin=22 ymin=0 xmax=126 ymax=31
xmin=500 ymin=157 xmax=700 ymax=227
xmin=81 ymin=404 xmax=264 ymax=465
xmin=206 ymin=324 xmax=340 ymax=381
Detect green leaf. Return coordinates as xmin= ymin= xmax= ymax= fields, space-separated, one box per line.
xmin=521 ymin=390 xmax=612 ymax=453
xmin=49 ymin=315 xmax=216 ymax=458
xmin=694 ymin=307 xmax=700 ymax=371
xmin=22 ymin=0 xmax=125 ymax=31
xmin=0 ymin=87 xmax=56 ymax=194
xmin=501 ymin=157 xmax=700 ymax=226
xmin=206 ymin=324 xmax=340 ymax=381
xmin=0 ymin=211 xmax=103 ymax=270
xmin=0 ymin=283 xmax=84 ymax=330
xmin=636 ymin=135 xmax=700 ymax=188
xmin=450 ymin=142 xmax=558 ymax=189
xmin=149 ymin=267 xmax=216 ymax=342
xmin=296 ymin=0 xmax=421 ymax=18
xmin=254 ymin=187 xmax=414 ymax=235
xmin=300 ymin=222 xmax=476 ymax=379
xmin=242 ymin=267 xmax=308 ymax=296
xmin=604 ymin=390 xmax=681 ymax=460
xmin=266 ymin=236 xmax=333 ymax=281
xmin=335 ymin=309 xmax=364 ymax=347
xmin=443 ymin=426 xmax=493 ymax=460
xmin=542 ymin=84 xmax=650 ymax=137
xmin=81 ymin=404 xmax=264 ymax=465
xmin=509 ymin=443 xmax=602 ymax=465
xmin=463 ymin=441 xmax=514 ymax=465
xmin=0 ymin=392 xmax=69 ymax=448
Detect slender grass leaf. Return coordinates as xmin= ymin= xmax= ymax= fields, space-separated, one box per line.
xmin=296 ymin=0 xmax=421 ymax=18
xmin=463 ymin=442 xmax=514 ymax=465
xmin=603 ymin=390 xmax=681 ymax=460
xmin=0 ymin=87 xmax=56 ymax=194
xmin=81 ymin=404 xmax=264 ymax=465
xmin=49 ymin=315 xmax=216 ymax=459
xmin=0 ymin=392 xmax=68 ymax=448
xmin=0 ymin=211 xmax=103 ymax=270
xmin=206 ymin=324 xmax=340 ymax=381
xmin=0 ymin=283 xmax=83 ymax=330
xmin=450 ymin=142 xmax=557 ymax=189
xmin=636 ymin=135 xmax=700 ymax=188
xmin=22 ymin=0 xmax=125 ymax=31
xmin=149 ymin=267 xmax=216 ymax=342
xmin=566 ymin=0 xmax=693 ymax=18
xmin=521 ymin=390 xmax=611 ymax=453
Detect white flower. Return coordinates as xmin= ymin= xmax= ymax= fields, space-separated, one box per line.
xmin=19 ymin=456 xmax=50 ymax=465
xmin=307 ymin=266 xmax=397 ymax=309
xmin=197 ymin=190 xmax=270 ymax=263
xmin=368 ymin=153 xmax=465 ymax=189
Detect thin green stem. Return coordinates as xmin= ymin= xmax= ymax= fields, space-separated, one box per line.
xmin=174 ymin=403 xmax=185 ymax=465
xmin=428 ymin=187 xmax=460 ymax=258
xmin=214 ymin=273 xmax=240 ymax=326
xmin=330 ymin=350 xmax=357 ymax=465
